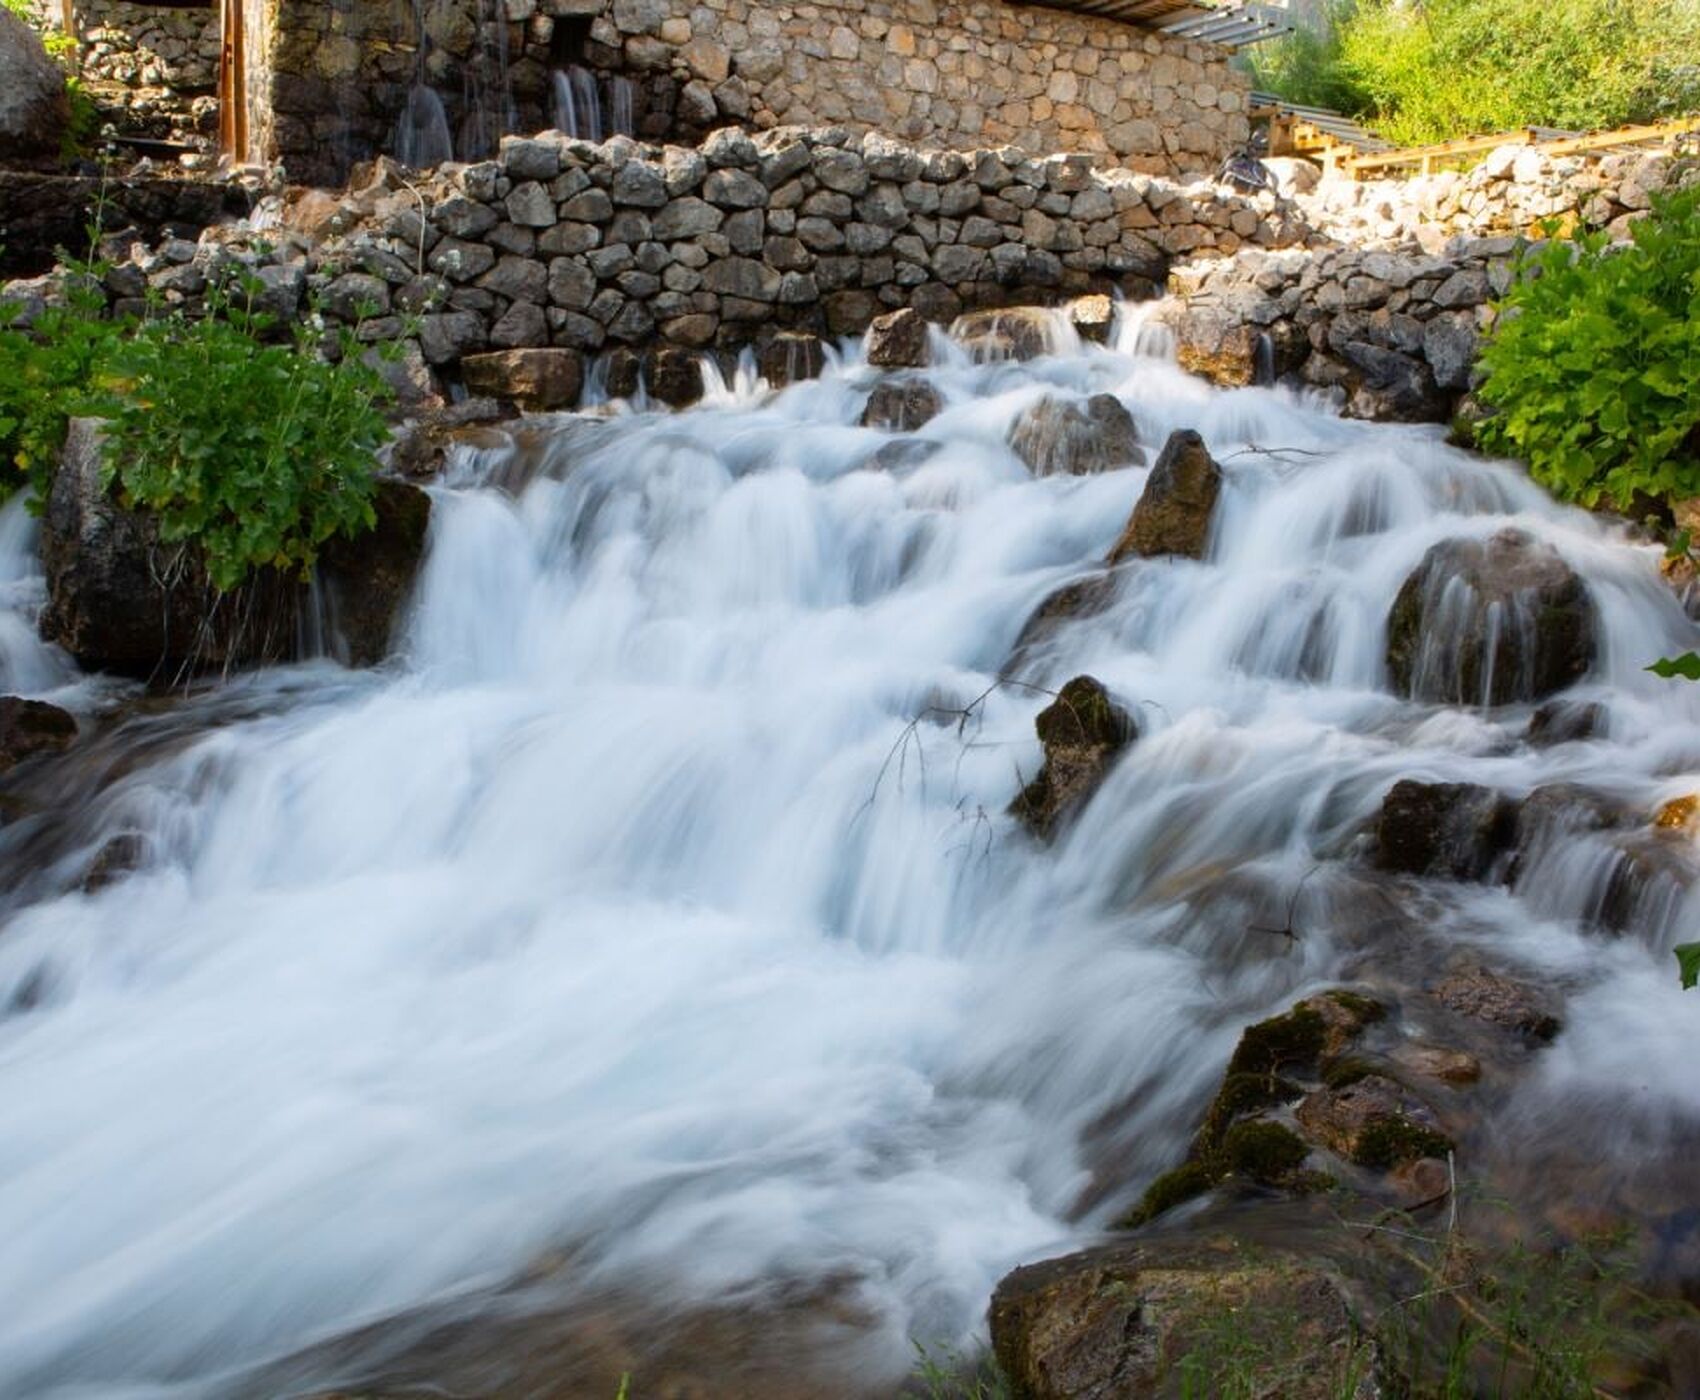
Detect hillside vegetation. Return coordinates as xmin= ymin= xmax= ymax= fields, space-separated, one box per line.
xmin=1246 ymin=0 xmax=1700 ymax=147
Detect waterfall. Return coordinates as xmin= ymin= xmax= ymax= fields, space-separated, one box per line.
xmin=567 ymin=64 xmax=602 ymax=142
xmin=0 ymin=498 xmax=75 ymax=698
xmin=394 ymin=83 xmax=454 ymax=170
xmin=549 ymin=68 xmax=578 ymax=139
xmin=608 ymin=74 xmax=636 ymax=137
xmin=1 ymin=315 xmax=1698 ymax=1395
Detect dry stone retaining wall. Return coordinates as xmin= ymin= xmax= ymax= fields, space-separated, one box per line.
xmin=15 ymin=126 xmax=1307 ymax=376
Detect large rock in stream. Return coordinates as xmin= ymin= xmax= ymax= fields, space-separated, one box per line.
xmin=0 ymin=10 xmax=69 ymax=165
xmin=991 ymin=1237 xmax=1362 ymax=1400
xmin=0 ymin=696 xmax=76 ymax=774
xmin=1386 ymin=529 xmax=1595 ymax=706
xmin=1007 ymin=394 xmax=1142 ymax=477
xmin=42 ymin=419 xmax=430 ymax=677
xmin=1009 ymin=676 xmax=1135 ymax=841
xmin=1107 ymin=429 xmax=1222 ymax=562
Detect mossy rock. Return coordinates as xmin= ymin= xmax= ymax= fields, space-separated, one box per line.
xmin=1220 ymin=1120 xmax=1311 ymax=1185
xmin=1225 ymin=1005 xmax=1329 ymax=1079
xmin=1196 ymin=1071 xmax=1303 ymax=1153
xmin=1351 ymin=1116 xmax=1454 ymax=1171
xmin=1120 ymin=1161 xmax=1217 ymax=1228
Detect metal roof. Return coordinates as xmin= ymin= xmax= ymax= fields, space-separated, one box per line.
xmin=1015 ymin=0 xmax=1295 ymax=51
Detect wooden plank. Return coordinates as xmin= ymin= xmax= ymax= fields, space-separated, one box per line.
xmin=1537 ymin=115 xmax=1700 ymax=156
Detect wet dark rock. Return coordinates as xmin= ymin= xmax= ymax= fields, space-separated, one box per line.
xmin=643 ymin=346 xmax=704 ymax=408
xmin=860 ymin=377 xmax=941 ymax=432
xmin=41 ymin=420 xmax=299 ymax=677
xmin=1123 ymin=992 xmax=1383 ymax=1227
xmin=1010 ymin=573 xmax=1117 ymax=657
xmin=1526 ymin=699 xmax=1605 ymax=747
xmin=951 ymin=307 xmax=1058 ymax=362
xmin=1106 ymin=429 xmax=1221 ymax=562
xmin=0 ymin=697 xmax=76 ymax=774
xmin=1596 ymin=830 xmax=1697 ymax=936
xmin=1006 ymin=394 xmax=1142 ymax=477
xmin=864 ymin=306 xmax=929 ymax=368
xmin=1295 ymin=1074 xmax=1452 ymax=1169
xmin=1431 ymin=963 xmax=1560 ymax=1042
xmin=756 ymin=333 xmax=827 ymax=386
xmin=1009 ymin=676 xmax=1135 ymax=841
xmin=1157 ymin=301 xmax=1263 ymax=388
xmin=1373 ymin=779 xmax=1518 ymax=882
xmin=82 ymin=832 xmax=148 ymax=891
xmin=1386 ymin=529 xmax=1596 ymax=706
xmin=316 ymin=480 xmax=432 ymax=668
xmin=990 ymin=1239 xmax=1360 ymax=1400
xmin=460 ymin=348 xmax=584 ymax=410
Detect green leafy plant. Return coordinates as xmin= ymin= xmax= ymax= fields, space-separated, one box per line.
xmin=907 ymin=1341 xmax=1011 ymax=1400
xmin=1677 ymin=942 xmax=1700 ymax=989
xmin=102 ymin=277 xmax=394 ymax=591
xmin=1244 ymin=0 xmax=1700 ymax=148
xmin=3 ymin=261 xmax=398 ymax=592
xmin=1474 ymin=185 xmax=1700 ymax=511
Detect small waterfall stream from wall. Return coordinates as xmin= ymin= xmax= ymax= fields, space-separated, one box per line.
xmin=0 ymin=314 xmax=1698 ymax=1395
xmin=549 ymin=65 xmax=603 ymax=142
xmin=608 ymin=75 xmax=636 ymax=137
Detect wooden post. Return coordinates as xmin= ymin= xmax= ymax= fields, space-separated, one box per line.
xmin=218 ymin=0 xmax=247 ymax=162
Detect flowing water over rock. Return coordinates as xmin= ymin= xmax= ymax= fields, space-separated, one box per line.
xmin=1 ymin=314 xmax=1698 ymax=1396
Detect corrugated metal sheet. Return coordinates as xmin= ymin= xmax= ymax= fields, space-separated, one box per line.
xmin=1013 ymin=0 xmax=1294 ymax=51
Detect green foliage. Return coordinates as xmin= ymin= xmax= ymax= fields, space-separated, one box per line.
xmin=1 ymin=0 xmax=33 ymax=21
xmin=1649 ymin=652 xmax=1700 ymax=680
xmin=1246 ymin=0 xmax=1700 ymax=147
xmin=907 ymin=1342 xmax=1011 ymax=1400
xmin=1474 ymin=186 xmax=1700 ymax=512
xmin=0 ymin=276 xmax=126 ymax=502
xmin=103 ymin=280 xmax=393 ymax=591
xmin=2 ymin=269 xmax=396 ymax=591
xmin=1241 ymin=3 xmax=1367 ymax=115
xmin=1676 ymin=942 xmax=1700 ymax=989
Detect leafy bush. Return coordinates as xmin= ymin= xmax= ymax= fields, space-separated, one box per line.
xmin=1 ymin=272 xmax=396 ymax=591
xmin=1245 ymin=0 xmax=1700 ymax=147
xmin=1474 ymin=185 xmax=1700 ymax=511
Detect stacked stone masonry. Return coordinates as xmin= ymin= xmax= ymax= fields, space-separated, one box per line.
xmin=31 ymin=0 xmax=219 ymax=146
xmin=266 ymin=0 xmax=1249 ymax=185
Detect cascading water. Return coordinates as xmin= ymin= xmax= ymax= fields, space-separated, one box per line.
xmin=1 ymin=313 xmax=1698 ymax=1396
xmin=569 ymin=65 xmax=602 ymax=143
xmin=608 ymin=75 xmax=636 ymax=138
xmin=395 ymin=84 xmax=454 ymax=171
xmin=549 ymin=69 xmax=579 ymax=140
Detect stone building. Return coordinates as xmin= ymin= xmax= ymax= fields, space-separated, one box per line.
xmin=46 ymin=0 xmax=1256 ymax=186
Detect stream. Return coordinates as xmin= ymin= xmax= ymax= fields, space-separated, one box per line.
xmin=1 ymin=311 xmax=1698 ymax=1397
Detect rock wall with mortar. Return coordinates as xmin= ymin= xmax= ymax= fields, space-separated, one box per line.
xmin=262 ymin=0 xmax=1249 ymax=186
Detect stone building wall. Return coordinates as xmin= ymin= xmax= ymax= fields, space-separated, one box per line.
xmin=263 ymin=0 xmax=1249 ymax=187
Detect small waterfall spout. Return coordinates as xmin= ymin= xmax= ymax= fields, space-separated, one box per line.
xmin=568 ymin=64 xmax=602 ymax=142
xmin=608 ymin=75 xmax=636 ymax=137
xmin=395 ymin=84 xmax=454 ymax=169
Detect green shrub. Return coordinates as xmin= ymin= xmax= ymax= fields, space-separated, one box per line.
xmin=1 ymin=272 xmax=396 ymax=591
xmin=1246 ymin=0 xmax=1700 ymax=147
xmin=1474 ymin=185 xmax=1700 ymax=511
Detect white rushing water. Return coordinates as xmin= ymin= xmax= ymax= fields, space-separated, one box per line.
xmin=1 ymin=314 xmax=1699 ymax=1396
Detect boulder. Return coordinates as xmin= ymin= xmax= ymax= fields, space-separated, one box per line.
xmin=1386 ymin=530 xmax=1595 ymax=706
xmin=643 ymin=346 xmax=704 ymax=408
xmin=0 ymin=696 xmax=76 ymax=774
xmin=1525 ymin=699 xmax=1604 ymax=747
xmin=460 ymin=348 xmax=585 ymax=410
xmin=1009 ymin=573 xmax=1117 ymax=658
xmin=1066 ymin=293 xmax=1115 ymax=344
xmin=756 ymin=333 xmax=826 ymax=386
xmin=1009 ymin=675 xmax=1134 ymax=840
xmin=1373 ymin=779 xmax=1518 ymax=882
xmin=1159 ymin=302 xmax=1264 ymax=388
xmin=1007 ymin=394 xmax=1141 ymax=477
xmin=40 ymin=420 xmax=298 ymax=676
xmin=1106 ymin=429 xmax=1221 ymax=562
xmin=860 ymin=377 xmax=941 ymax=432
xmin=0 ymin=10 xmax=69 ymax=165
xmin=864 ymin=306 xmax=929 ymax=368
xmin=42 ymin=419 xmax=429 ymax=676
xmin=990 ymin=1239 xmax=1361 ymax=1400
xmin=316 ymin=480 xmax=432 ymax=668
xmin=1295 ymin=1074 xmax=1451 ymax=1169
xmin=951 ymin=307 xmax=1059 ymax=362
xmin=1431 ymin=963 xmax=1560 ymax=1042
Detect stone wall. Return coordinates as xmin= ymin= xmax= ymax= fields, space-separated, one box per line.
xmin=30 ymin=0 xmax=219 ymax=147
xmin=263 ymin=0 xmax=1249 ymax=187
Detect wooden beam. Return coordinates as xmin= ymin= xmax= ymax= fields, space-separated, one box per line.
xmin=1537 ymin=115 xmax=1700 ymax=156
